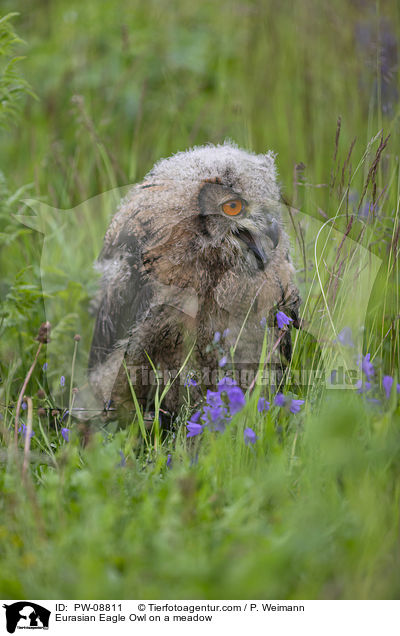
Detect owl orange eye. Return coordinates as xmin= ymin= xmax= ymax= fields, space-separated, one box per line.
xmin=222 ymin=199 xmax=243 ymax=216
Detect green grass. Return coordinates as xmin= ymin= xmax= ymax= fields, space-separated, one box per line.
xmin=0 ymin=0 xmax=400 ymax=599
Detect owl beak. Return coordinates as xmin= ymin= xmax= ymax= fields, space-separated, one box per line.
xmin=233 ymin=228 xmax=268 ymax=269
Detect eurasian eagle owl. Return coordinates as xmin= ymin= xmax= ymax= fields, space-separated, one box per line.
xmin=89 ymin=142 xmax=300 ymax=419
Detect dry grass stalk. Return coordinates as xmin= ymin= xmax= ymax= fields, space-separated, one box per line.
xmin=22 ymin=396 xmax=33 ymax=479
xmin=14 ymin=322 xmax=51 ymax=448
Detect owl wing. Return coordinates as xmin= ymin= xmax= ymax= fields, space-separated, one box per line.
xmin=88 ymin=182 xmax=166 ymax=370
xmin=89 ymin=178 xmax=195 ymax=370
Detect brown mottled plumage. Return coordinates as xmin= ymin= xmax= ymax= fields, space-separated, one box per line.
xmin=88 ymin=142 xmax=300 ymax=418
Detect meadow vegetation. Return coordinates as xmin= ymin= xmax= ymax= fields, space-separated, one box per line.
xmin=0 ymin=0 xmax=400 ymax=599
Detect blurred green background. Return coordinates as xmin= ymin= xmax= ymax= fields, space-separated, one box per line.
xmin=0 ymin=0 xmax=400 ymax=600
xmin=2 ymin=0 xmax=398 ymax=198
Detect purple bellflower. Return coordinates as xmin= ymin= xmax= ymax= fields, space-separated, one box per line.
xmin=276 ymin=311 xmax=293 ymax=329
xmin=360 ymin=354 xmax=374 ymax=380
xmin=244 ymin=427 xmax=258 ymax=445
xmin=225 ymin=386 xmax=246 ymax=415
xmin=18 ymin=424 xmax=35 ymax=438
xmin=257 ymin=397 xmax=270 ymax=413
xmin=219 ymin=356 xmax=227 ymax=368
xmin=274 ymin=393 xmax=286 ymax=407
xmin=290 ymin=399 xmax=305 ymax=414
xmin=382 ymin=375 xmax=393 ymax=399
xmin=335 ymin=327 xmax=354 ymax=347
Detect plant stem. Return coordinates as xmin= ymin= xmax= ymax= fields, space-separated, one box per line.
xmin=22 ymin=396 xmax=33 ymax=479
xmin=67 ymin=339 xmax=79 ymax=428
xmin=14 ymin=342 xmax=42 ymax=448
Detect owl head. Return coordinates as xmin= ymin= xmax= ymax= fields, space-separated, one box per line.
xmin=146 ymin=141 xmax=285 ymax=271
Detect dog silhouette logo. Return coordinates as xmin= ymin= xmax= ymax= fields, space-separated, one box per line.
xmin=3 ymin=602 xmax=51 ymax=633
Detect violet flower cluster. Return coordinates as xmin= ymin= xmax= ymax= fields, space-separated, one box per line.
xmin=257 ymin=392 xmax=304 ymax=414
xmin=186 ymin=375 xmax=305 ymax=445
xmin=18 ymin=424 xmax=35 ymax=438
xmin=206 ymin=329 xmax=232 ymax=369
xmin=334 ymin=332 xmax=399 ymax=405
xmin=356 ymin=353 xmax=400 ymax=402
xmin=186 ymin=376 xmax=246 ymax=438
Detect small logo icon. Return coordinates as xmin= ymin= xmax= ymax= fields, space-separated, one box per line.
xmin=3 ymin=602 xmax=51 ymax=633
